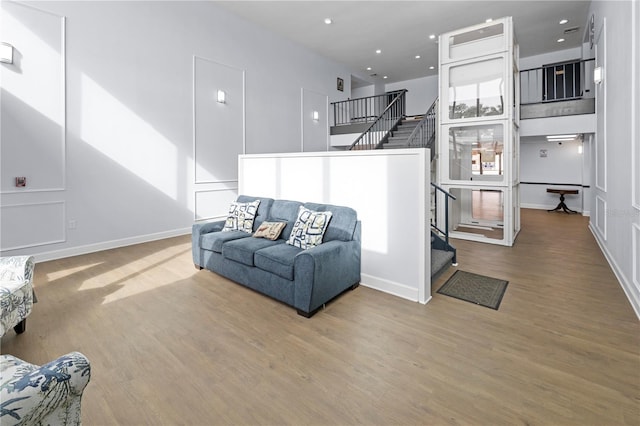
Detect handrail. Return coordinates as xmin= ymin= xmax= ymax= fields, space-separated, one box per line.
xmin=331 ymin=90 xmax=406 ymax=126
xmin=348 ymin=90 xmax=407 ymax=151
xmin=406 ymin=98 xmax=438 ymax=150
xmin=520 ymin=58 xmax=595 ymax=105
xmin=431 ymin=182 xmax=456 ymax=248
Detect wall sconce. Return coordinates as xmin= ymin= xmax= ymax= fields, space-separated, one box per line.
xmin=593 ymin=66 xmax=603 ymax=84
xmin=216 ymin=90 xmax=226 ymax=104
xmin=312 ymin=111 xmax=319 ymax=121
xmin=0 ymin=42 xmax=13 ymax=64
xmin=578 ymin=144 xmax=583 ymax=154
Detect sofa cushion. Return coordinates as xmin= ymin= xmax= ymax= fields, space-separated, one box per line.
xmin=254 ymin=243 xmax=302 ymax=281
xmin=304 ymin=202 xmax=358 ymax=242
xmin=253 ymin=221 xmax=287 ymax=240
xmin=222 ymin=200 xmax=261 ymax=233
xmin=287 ymin=206 xmax=333 ymax=249
xmin=267 ymin=200 xmax=304 ymax=239
xmin=236 ymin=195 xmax=274 ymax=231
xmin=223 ymin=237 xmax=284 ymax=267
xmin=200 ymin=230 xmax=250 ymax=253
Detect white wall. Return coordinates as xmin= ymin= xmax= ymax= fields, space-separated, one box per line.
xmin=239 ymin=150 xmax=431 ymax=304
xmin=587 ymin=0 xmax=639 ymax=318
xmin=385 ymin=75 xmax=438 ymax=116
xmin=520 ymin=138 xmax=584 ymax=212
xmin=0 ymin=1 xmax=354 ymax=260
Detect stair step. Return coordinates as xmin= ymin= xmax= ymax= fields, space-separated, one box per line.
xmin=431 ymin=248 xmax=454 ymax=279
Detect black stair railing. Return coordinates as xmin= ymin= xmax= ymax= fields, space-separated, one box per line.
xmin=348 ymin=90 xmax=407 ymax=150
xmin=405 ymin=98 xmax=438 ymax=155
xmin=520 ymin=58 xmax=595 ymax=104
xmin=331 ymin=90 xmax=406 ymax=126
xmin=431 ymin=182 xmax=456 ymax=263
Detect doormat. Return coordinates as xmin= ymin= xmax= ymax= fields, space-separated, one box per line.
xmin=437 ymin=270 xmax=508 ymax=310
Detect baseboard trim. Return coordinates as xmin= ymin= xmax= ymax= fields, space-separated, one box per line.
xmin=32 ymin=227 xmax=192 ymax=263
xmin=588 ymin=224 xmax=640 ymax=320
xmin=360 ymin=273 xmax=420 ymax=303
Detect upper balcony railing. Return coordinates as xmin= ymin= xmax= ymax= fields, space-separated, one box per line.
xmin=520 ymin=58 xmax=595 ymax=105
xmin=331 ymin=90 xmax=406 ymax=126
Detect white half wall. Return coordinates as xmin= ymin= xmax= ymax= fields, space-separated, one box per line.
xmin=238 ymin=149 xmax=431 ymax=304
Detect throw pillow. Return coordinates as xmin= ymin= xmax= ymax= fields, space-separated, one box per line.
xmin=222 ymin=200 xmax=261 ymax=233
xmin=253 ymin=221 xmax=287 ymax=240
xmin=286 ymin=206 xmax=333 ymax=249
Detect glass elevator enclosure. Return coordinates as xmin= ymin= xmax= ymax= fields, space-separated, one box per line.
xmin=437 ymin=17 xmax=520 ymax=246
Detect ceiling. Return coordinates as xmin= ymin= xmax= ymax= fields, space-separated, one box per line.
xmin=215 ymin=1 xmax=592 ymax=86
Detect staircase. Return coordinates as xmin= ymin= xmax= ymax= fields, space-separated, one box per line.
xmin=431 ymin=232 xmax=456 ymax=280
xmin=382 ymin=117 xmax=422 ymax=149
xmin=332 ymin=93 xmax=456 ymax=281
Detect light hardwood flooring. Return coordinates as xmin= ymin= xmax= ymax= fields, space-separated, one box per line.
xmin=1 ymin=209 xmax=638 ymax=425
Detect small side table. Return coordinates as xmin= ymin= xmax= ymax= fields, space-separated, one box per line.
xmin=547 ymin=188 xmax=579 ymax=214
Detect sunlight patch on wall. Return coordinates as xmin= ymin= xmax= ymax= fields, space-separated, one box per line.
xmin=1 ymin=9 xmax=64 ymax=127
xmin=80 ymin=74 xmax=178 ymax=199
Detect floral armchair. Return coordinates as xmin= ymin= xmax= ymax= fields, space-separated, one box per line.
xmin=0 ymin=256 xmax=35 ymax=336
xmin=0 ymin=352 xmax=91 ymax=425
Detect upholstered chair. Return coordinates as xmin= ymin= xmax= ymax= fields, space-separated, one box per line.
xmin=0 ymin=256 xmax=35 ymax=336
xmin=0 ymin=352 xmax=91 ymax=425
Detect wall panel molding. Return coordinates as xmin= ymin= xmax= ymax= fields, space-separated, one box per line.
xmin=194 ymin=188 xmax=238 ymax=221
xmin=193 ymin=55 xmax=245 ymax=184
xmin=595 ymin=195 xmax=606 ymax=240
xmin=0 ymin=2 xmax=66 ymax=194
xmin=595 ymin=18 xmax=607 ymax=192
xmin=0 ymin=201 xmax=65 ymax=251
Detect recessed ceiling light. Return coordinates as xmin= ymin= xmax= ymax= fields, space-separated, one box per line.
xmin=366 ymin=66 xmax=372 ymax=71
xmin=557 ymin=38 xmax=565 ymax=42
xmin=376 ymin=49 xmax=382 ymax=54
xmin=429 ymin=66 xmax=435 ymax=70
xmin=429 ymin=34 xmax=436 ymax=39
xmin=324 ymin=18 xmax=332 ymax=25
xmin=559 ymin=19 xmax=568 ymax=24
xmin=383 ymin=75 xmax=388 ymax=79
xmin=486 ymin=18 xmax=493 ymax=23
xmin=415 ymin=55 xmax=421 ymax=59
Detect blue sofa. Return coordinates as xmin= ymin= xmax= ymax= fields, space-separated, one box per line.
xmin=192 ymin=195 xmax=361 ymax=317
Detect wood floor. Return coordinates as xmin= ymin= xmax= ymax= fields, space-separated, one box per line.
xmin=1 ymin=209 xmax=638 ymax=425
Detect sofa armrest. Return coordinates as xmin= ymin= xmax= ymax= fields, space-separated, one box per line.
xmin=191 ymin=220 xmax=225 ymax=267
xmin=293 ymin=237 xmax=361 ymax=315
xmin=0 ymin=351 xmax=91 ymax=425
xmin=0 ymin=256 xmax=35 ymax=284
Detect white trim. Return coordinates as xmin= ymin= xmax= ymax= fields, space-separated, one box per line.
xmin=633 ymin=0 xmax=640 ymax=210
xmin=595 ymin=19 xmax=607 ymax=192
xmin=28 ymin=227 xmax=192 ymax=263
xmin=589 ymin=224 xmax=640 ymax=320
xmin=0 ymin=6 xmax=66 ymax=194
xmin=595 ymin=195 xmax=607 ymax=241
xmin=193 ymin=187 xmax=238 ymax=222
xmin=0 ymin=201 xmax=66 ymax=251
xmin=633 ymin=223 xmax=640 ymax=292
xmin=360 ymin=274 xmax=421 ymax=303
xmin=192 ymin=55 xmax=246 ymax=185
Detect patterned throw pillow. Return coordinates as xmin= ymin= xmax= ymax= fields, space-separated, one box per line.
xmin=286 ymin=206 xmax=333 ymax=249
xmin=222 ymin=200 xmax=261 ymax=233
xmin=253 ymin=221 xmax=287 ymax=240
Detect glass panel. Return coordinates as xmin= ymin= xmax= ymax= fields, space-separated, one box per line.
xmin=449 ymin=124 xmax=504 ymax=181
xmin=448 ymin=23 xmax=505 ymax=60
xmin=449 ymin=58 xmax=504 ymax=119
xmin=449 ymin=187 xmax=504 ymax=241
xmin=449 ymin=23 xmax=504 ymax=46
